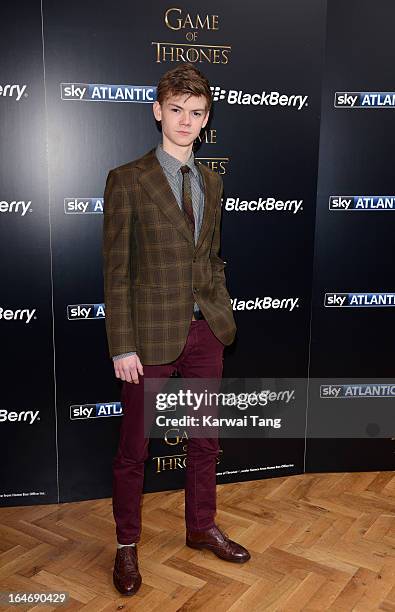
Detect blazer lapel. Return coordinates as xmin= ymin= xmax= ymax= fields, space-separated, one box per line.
xmin=137 ymin=149 xmax=217 ymax=252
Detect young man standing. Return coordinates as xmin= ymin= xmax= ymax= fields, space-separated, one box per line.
xmin=103 ymin=62 xmax=250 ymax=597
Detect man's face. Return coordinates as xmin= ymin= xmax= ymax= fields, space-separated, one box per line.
xmin=153 ymin=93 xmax=209 ymax=148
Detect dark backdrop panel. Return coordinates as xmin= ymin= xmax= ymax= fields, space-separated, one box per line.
xmin=2 ymin=0 xmax=392 ymax=509
xmin=0 ymin=2 xmax=57 ymax=505
xmin=220 ymin=0 xmax=327 ymax=380
xmin=42 ymin=0 xmax=163 ymax=502
xmin=307 ymin=0 xmax=395 ymax=470
xmin=41 ymin=0 xmax=327 ymax=501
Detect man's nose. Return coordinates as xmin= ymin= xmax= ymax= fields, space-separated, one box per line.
xmin=180 ymin=113 xmax=191 ymax=125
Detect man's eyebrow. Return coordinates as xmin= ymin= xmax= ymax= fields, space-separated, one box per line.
xmin=168 ymin=103 xmax=206 ymax=111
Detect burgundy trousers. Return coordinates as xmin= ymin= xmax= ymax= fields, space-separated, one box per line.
xmin=112 ymin=319 xmax=224 ymax=544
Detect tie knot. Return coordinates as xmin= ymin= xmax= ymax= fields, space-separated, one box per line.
xmin=180 ymin=165 xmax=190 ymax=175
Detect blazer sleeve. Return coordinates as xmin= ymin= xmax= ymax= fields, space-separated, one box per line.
xmin=102 ymin=169 xmax=136 ymax=358
xmin=209 ymin=174 xmax=232 ymax=306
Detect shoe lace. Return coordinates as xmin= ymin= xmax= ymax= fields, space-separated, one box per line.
xmin=120 ymin=547 xmax=138 ymax=575
xmin=217 ymin=525 xmax=230 ymax=541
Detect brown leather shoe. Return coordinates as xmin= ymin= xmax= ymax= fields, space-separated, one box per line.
xmin=113 ymin=545 xmax=142 ymax=596
xmin=186 ymin=525 xmax=251 ymax=563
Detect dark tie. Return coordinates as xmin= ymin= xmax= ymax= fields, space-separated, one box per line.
xmin=180 ymin=165 xmax=195 ymax=238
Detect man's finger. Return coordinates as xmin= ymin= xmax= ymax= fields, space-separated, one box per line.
xmin=129 ymin=366 xmax=139 ymax=384
xmin=115 ymin=365 xmax=128 ymax=382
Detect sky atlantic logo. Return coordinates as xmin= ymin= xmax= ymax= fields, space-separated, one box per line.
xmin=0 ymin=200 xmax=32 ymax=216
xmin=61 ymin=83 xmax=156 ymax=103
xmin=211 ymin=86 xmax=308 ymax=110
xmin=64 ymin=198 xmax=103 ymax=214
xmin=0 ymin=84 xmax=28 ymax=101
xmin=70 ymin=402 xmax=123 ymax=420
xmin=320 ymin=384 xmax=395 ymax=398
xmin=335 ymin=92 xmax=395 ymax=108
xmin=0 ymin=307 xmax=37 ymax=323
xmin=329 ymin=196 xmax=395 ymax=211
xmin=325 ymin=293 xmax=395 ymax=307
xmin=67 ymin=304 xmax=105 ymax=320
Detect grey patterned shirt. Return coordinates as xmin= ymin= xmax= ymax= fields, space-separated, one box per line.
xmin=112 ymin=143 xmax=205 ymax=361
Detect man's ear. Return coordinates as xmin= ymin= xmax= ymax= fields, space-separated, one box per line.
xmin=152 ymin=100 xmax=162 ymax=122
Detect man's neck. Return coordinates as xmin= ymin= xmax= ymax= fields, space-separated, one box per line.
xmin=161 ymin=138 xmax=193 ymax=164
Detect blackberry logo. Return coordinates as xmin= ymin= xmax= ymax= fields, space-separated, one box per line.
xmin=0 ymin=200 xmax=32 ymax=216
xmin=0 ymin=307 xmax=37 ymax=323
xmin=211 ymin=86 xmax=227 ymax=101
xmin=0 ymin=84 xmax=27 ymax=101
xmin=210 ymin=86 xmax=308 ymax=110
xmin=0 ymin=410 xmax=40 ymax=424
xmin=231 ymin=297 xmax=299 ymax=311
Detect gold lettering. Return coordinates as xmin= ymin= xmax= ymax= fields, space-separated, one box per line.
xmin=153 ymin=454 xmax=187 ymax=473
xmin=218 ymin=160 xmax=227 ymax=174
xmin=174 ymin=456 xmax=187 ymax=469
xmin=183 ymin=14 xmax=194 ymax=29
xmin=164 ymin=428 xmax=180 ymax=445
xmin=196 ymin=159 xmax=228 ymax=175
xmin=153 ymin=41 xmax=161 ymax=63
xmin=186 ymin=48 xmax=199 ymax=63
xmin=195 ymin=14 xmax=211 ymax=30
xmin=164 ymin=428 xmax=188 ymax=445
xmin=164 ymin=8 xmax=220 ymax=31
xmin=198 ymin=129 xmax=216 ymax=144
xmin=153 ymin=448 xmax=222 ymax=473
xmin=152 ymin=42 xmax=231 ymax=64
xmin=212 ymin=49 xmax=221 ymax=64
xmin=154 ymin=456 xmax=161 ymax=473
xmin=161 ymin=456 xmax=175 ymax=471
xmin=207 ymin=160 xmax=228 ymax=174
xmin=163 ymin=46 xmax=176 ymax=62
xmin=165 ymin=7 xmax=182 ymax=31
xmin=199 ymin=48 xmax=211 ymax=63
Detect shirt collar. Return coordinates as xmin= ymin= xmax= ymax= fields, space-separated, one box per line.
xmin=155 ymin=142 xmax=199 ymax=179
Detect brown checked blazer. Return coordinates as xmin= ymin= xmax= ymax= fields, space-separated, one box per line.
xmin=102 ymin=147 xmax=236 ymax=364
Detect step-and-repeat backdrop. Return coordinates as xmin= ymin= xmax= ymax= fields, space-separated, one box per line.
xmin=1 ymin=0 xmax=394 ymax=506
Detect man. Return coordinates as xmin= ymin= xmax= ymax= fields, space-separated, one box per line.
xmin=103 ymin=62 xmax=250 ymax=597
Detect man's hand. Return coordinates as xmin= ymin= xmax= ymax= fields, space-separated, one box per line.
xmin=114 ymin=354 xmax=144 ymax=384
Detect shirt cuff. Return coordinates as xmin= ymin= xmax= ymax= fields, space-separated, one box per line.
xmin=112 ymin=351 xmax=136 ymax=361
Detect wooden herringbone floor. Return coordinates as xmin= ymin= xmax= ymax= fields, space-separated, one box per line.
xmin=0 ymin=472 xmax=394 ymax=611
